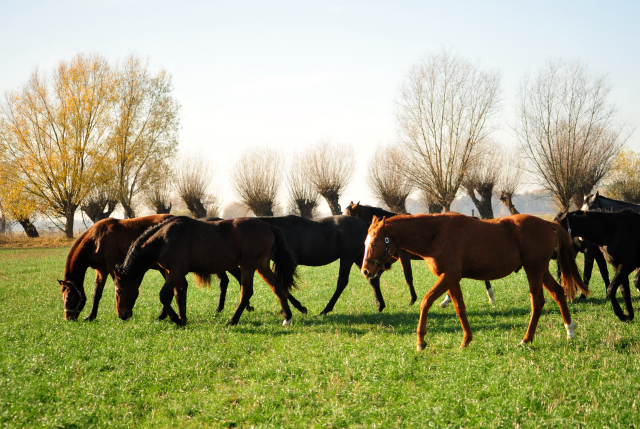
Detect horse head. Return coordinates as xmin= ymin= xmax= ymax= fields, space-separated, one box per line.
xmin=112 ymin=266 xmax=142 ymax=321
xmin=582 ymin=191 xmax=600 ymax=211
xmin=361 ymin=215 xmax=395 ymax=279
xmin=342 ymin=201 xmax=360 ymax=216
xmin=58 ymin=279 xmax=87 ymax=321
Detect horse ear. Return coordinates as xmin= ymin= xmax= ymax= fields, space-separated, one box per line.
xmin=57 ymin=279 xmax=64 ymax=285
xmin=371 ymin=215 xmax=379 ymax=224
xmin=595 ymin=191 xmax=599 ymax=197
xmin=353 ymin=201 xmax=360 ymax=208
xmin=381 ymin=216 xmax=386 ymax=227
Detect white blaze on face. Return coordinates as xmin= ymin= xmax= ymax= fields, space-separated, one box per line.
xmin=342 ymin=208 xmax=349 ymax=215
xmin=580 ymin=203 xmax=589 ymax=211
xmin=364 ymin=234 xmax=373 ymax=259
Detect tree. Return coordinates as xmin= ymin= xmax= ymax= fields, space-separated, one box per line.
xmin=286 ymin=153 xmax=320 ymax=219
xmin=367 ymin=144 xmax=412 ymax=213
xmin=419 ymin=188 xmax=443 ymax=214
xmin=496 ymin=148 xmax=523 ymax=215
xmin=174 ymin=155 xmax=214 ymax=219
xmin=0 ymin=53 xmax=114 ymax=237
xmin=516 ymin=59 xmax=625 ymax=212
xmin=460 ymin=142 xmax=503 ymax=219
xmin=141 ymin=161 xmax=173 ymax=214
xmin=605 ymin=148 xmax=640 ymax=203
xmin=396 ymin=47 xmax=501 ymax=212
xmin=110 ymin=55 xmax=180 ymax=218
xmin=0 ymin=172 xmax=40 ymax=237
xmin=230 ymin=147 xmax=282 ymax=217
xmin=302 ymin=140 xmax=355 ymax=215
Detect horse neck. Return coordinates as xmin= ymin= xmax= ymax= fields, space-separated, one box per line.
xmin=572 ymin=213 xmax=618 ymax=246
xmin=121 ymin=233 xmax=165 ymax=277
xmin=361 ymin=206 xmax=397 ymax=223
xmin=63 ymin=236 xmax=92 ymax=290
xmin=386 ymin=216 xmax=438 ymax=256
xmin=599 ymin=196 xmax=640 ymax=213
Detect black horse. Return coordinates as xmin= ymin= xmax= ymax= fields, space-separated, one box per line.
xmin=343 ymin=201 xmax=496 ymax=308
xmin=243 ymin=215 xmax=388 ymax=315
xmin=581 ymin=193 xmax=640 ymax=292
xmin=562 ymin=210 xmax=640 ymax=322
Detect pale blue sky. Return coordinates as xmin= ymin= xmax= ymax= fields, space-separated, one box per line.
xmin=2 ymin=0 xmax=638 ymax=211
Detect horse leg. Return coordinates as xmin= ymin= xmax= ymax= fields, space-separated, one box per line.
xmin=607 ymin=268 xmax=632 ymax=322
xmin=634 ymin=270 xmax=640 ymax=294
xmin=284 ymin=290 xmax=308 ymax=315
xmin=157 ymin=268 xmax=169 ymax=320
xmin=398 ymin=252 xmax=417 ymax=305
xmin=256 ymin=266 xmax=295 ymax=325
xmin=439 ymin=293 xmax=452 ymax=308
xmin=417 ymin=273 xmax=458 ymax=351
xmin=84 ymin=269 xmax=108 ymax=321
xmin=159 ymin=273 xmax=186 ymax=326
xmin=447 ymin=282 xmax=473 ymax=348
xmin=485 ymin=281 xmax=495 ymax=303
xmin=216 ymin=272 xmax=229 ymax=312
xmin=174 ymin=277 xmax=189 ymax=321
xmin=578 ymin=248 xmax=596 ymax=300
xmin=541 ymin=270 xmax=575 ymax=340
xmin=228 ymin=266 xmax=253 ymax=311
xmin=320 ymin=258 xmax=354 ymax=315
xmin=227 ymin=267 xmax=255 ymax=326
xmin=594 ymin=248 xmax=610 ymax=291
xmin=520 ymin=268 xmax=546 ymax=345
xmin=621 ymin=276 xmax=634 ymax=322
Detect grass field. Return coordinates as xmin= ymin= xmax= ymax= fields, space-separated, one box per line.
xmin=1 ymin=246 xmax=640 ymax=428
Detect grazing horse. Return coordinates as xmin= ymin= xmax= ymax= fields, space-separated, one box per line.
xmin=58 ymin=215 xmax=243 ymax=321
xmin=361 ymin=213 xmax=587 ymax=350
xmin=343 ymin=201 xmax=496 ymax=306
xmin=253 ymin=215 xmax=387 ymax=315
xmin=562 ymin=210 xmax=640 ymax=322
xmin=113 ymin=216 xmax=301 ymax=326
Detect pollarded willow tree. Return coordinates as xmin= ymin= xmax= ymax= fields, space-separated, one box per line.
xmin=0 ymin=53 xmax=114 ymax=237
xmin=230 ymin=147 xmax=282 ymax=217
xmin=396 ymin=47 xmax=502 ymax=212
xmin=174 ymin=154 xmax=215 ymax=219
xmin=516 ymin=59 xmax=625 ymax=212
xmin=460 ymin=141 xmax=502 ymax=219
xmin=110 ymin=55 xmax=180 ymax=218
xmin=496 ymin=148 xmax=523 ymax=215
xmin=287 ymin=153 xmax=320 ymax=219
xmin=302 ymin=140 xmax=355 ymax=215
xmin=367 ymin=144 xmax=412 ymax=213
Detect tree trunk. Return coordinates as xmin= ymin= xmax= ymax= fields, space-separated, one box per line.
xmin=249 ymin=201 xmax=274 ymax=217
xmin=0 ymin=216 xmax=6 ymax=234
xmin=81 ymin=199 xmax=118 ymax=223
xmin=385 ymin=196 xmax=408 ymax=214
xmin=427 ymin=201 xmax=443 ymax=214
xmin=183 ymin=197 xmax=207 ymax=218
xmin=295 ymin=199 xmax=316 ymax=219
xmin=64 ymin=208 xmax=76 ymax=238
xmin=17 ymin=217 xmax=39 ymax=238
xmin=499 ymin=191 xmax=520 ymax=215
xmin=121 ymin=199 xmax=136 ymax=219
xmin=320 ymin=190 xmax=341 ymax=215
xmin=154 ymin=201 xmax=172 ymax=214
xmin=467 ymin=183 xmax=494 ymax=219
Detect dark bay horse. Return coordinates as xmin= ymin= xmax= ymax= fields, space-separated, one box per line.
xmin=343 ymin=201 xmax=496 ymax=306
xmin=254 ymin=215 xmax=387 ymax=315
xmin=113 ymin=216 xmax=301 ymax=326
xmin=361 ymin=213 xmax=587 ymax=350
xmin=58 ymin=215 xmax=242 ymax=321
xmin=562 ymin=210 xmax=640 ymax=322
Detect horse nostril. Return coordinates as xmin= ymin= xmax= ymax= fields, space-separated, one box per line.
xmin=363 ymin=269 xmax=369 ymax=277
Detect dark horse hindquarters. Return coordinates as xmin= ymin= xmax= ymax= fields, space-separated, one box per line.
xmin=256 ymin=215 xmax=387 ymax=314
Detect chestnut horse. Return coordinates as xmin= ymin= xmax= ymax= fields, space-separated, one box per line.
xmin=58 ymin=214 xmax=243 ymax=321
xmin=343 ymin=201 xmax=496 ymax=306
xmin=113 ymin=216 xmax=301 ymax=326
xmin=361 ymin=213 xmax=588 ymax=350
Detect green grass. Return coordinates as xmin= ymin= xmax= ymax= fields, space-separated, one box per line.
xmin=1 ymin=247 xmax=640 ymax=428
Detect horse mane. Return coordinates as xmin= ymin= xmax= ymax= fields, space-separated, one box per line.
xmin=115 ymin=216 xmax=177 ymax=278
xmin=64 ymin=228 xmax=94 ymax=277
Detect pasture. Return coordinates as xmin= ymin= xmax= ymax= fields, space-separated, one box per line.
xmin=1 ymin=246 xmax=640 ymax=428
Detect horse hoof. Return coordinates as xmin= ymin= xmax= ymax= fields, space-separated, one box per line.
xmin=409 ymin=299 xmax=416 ymax=306
xmin=282 ymin=318 xmax=292 ymax=326
xmin=417 ymin=342 xmax=426 ymax=351
xmin=83 ymin=315 xmax=96 ymax=322
xmin=300 ymin=307 xmax=308 ymax=315
xmin=216 ymin=307 xmax=224 ymax=313
xmin=518 ymin=340 xmax=527 ymax=346
xmin=246 ymin=305 xmax=255 ymax=312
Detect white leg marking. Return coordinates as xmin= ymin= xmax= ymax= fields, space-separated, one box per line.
xmin=564 ymin=318 xmax=575 ymax=339
xmin=487 ymin=287 xmax=495 ymax=303
xmin=439 ymin=294 xmax=452 ymax=308
xmin=282 ymin=318 xmax=291 ymax=326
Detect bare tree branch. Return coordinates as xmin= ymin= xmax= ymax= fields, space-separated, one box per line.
xmin=230 ymin=147 xmax=282 ymax=217
xmin=367 ymin=144 xmax=412 ymax=213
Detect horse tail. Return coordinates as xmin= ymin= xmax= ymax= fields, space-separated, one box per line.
xmin=194 ymin=273 xmax=212 ymax=288
xmin=548 ymin=221 xmax=590 ymax=300
xmin=270 ymin=226 xmax=298 ymax=292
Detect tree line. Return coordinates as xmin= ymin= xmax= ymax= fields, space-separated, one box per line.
xmin=0 ymin=49 xmax=635 ymax=238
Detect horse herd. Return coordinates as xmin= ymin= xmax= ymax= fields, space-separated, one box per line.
xmin=57 ymin=194 xmax=640 ymax=351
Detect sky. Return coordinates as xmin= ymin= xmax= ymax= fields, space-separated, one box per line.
xmin=2 ymin=0 xmax=639 ymax=215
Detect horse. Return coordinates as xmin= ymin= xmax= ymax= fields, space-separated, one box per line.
xmin=581 ymin=192 xmax=640 ymax=292
xmin=113 ymin=216 xmax=302 ymax=326
xmin=582 ymin=191 xmax=640 ymax=213
xmin=251 ymin=215 xmax=387 ymax=315
xmin=562 ymin=210 xmax=640 ymax=322
xmin=361 ymin=213 xmax=587 ymax=350
xmin=58 ymin=215 xmax=244 ymax=321
xmin=343 ymin=201 xmax=496 ymax=307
